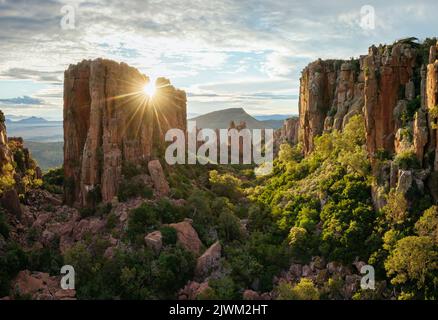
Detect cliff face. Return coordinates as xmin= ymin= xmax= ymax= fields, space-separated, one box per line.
xmin=298 ymin=59 xmax=364 ymax=155
xmin=298 ymin=41 xmax=422 ymax=157
xmin=297 ymin=39 xmax=438 ymax=208
xmin=274 ymin=117 xmax=299 ymax=153
xmin=0 ymin=112 xmax=13 ymax=168
xmin=363 ymin=43 xmax=417 ymax=156
xmin=0 ymin=111 xmax=41 ymax=217
xmin=64 ymin=59 xmax=186 ymax=208
xmin=427 ymin=43 xmax=438 ymax=170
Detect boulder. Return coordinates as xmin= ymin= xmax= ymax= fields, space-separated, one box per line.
xmin=289 ymin=264 xmax=303 ymax=279
xmin=168 ymin=219 xmax=202 ymax=255
xmin=396 ymin=170 xmax=413 ymax=195
xmin=195 ymin=241 xmax=221 ymax=280
xmin=148 ymin=160 xmax=170 ymax=196
xmin=11 ymin=270 xmax=76 ymax=300
xmin=144 ymin=230 xmax=163 ymax=254
xmin=0 ymin=189 xmax=23 ymax=218
xmin=243 ymin=290 xmax=261 ymax=300
xmin=178 ymin=281 xmax=211 ymax=300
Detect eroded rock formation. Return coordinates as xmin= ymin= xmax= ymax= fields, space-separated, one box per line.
xmin=363 ymin=43 xmax=417 ymax=156
xmin=274 ymin=117 xmax=299 ymax=153
xmin=0 ymin=112 xmax=40 ymax=217
xmin=298 ymin=58 xmax=365 ymax=155
xmin=63 ymin=59 xmax=186 ymax=207
xmin=297 ymin=39 xmax=438 ymax=207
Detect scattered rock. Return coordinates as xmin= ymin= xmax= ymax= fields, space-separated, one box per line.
xmin=144 ymin=230 xmax=163 ymax=254
xmin=168 ymin=220 xmax=202 ymax=255
xmin=11 ymin=270 xmax=76 ymax=300
xmin=148 ymin=160 xmax=170 ymax=197
xmin=195 ymin=241 xmax=221 ymax=280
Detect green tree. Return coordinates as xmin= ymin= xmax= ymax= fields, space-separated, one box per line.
xmin=276 ymin=278 xmax=320 ymax=300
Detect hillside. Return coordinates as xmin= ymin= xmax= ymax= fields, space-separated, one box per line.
xmin=191 ymin=107 xmax=273 ymax=129
xmin=24 ymin=141 xmax=63 ymax=171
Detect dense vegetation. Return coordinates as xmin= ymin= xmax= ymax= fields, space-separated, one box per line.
xmin=1 ymin=114 xmax=437 ymax=300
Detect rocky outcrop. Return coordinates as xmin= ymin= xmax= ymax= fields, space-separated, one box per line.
xmin=168 ymin=219 xmax=202 ymax=255
xmin=0 ymin=111 xmax=41 ymax=218
xmin=0 ymin=111 xmax=12 ymax=167
xmin=63 ymin=59 xmax=186 ymax=208
xmin=298 ymin=60 xmax=341 ymax=155
xmin=144 ymin=230 xmax=162 ymax=253
xmin=178 ymin=281 xmax=211 ymax=300
xmin=195 ymin=241 xmax=221 ymax=280
xmin=274 ymin=117 xmax=299 ymax=152
xmin=296 ymin=40 xmax=438 ymax=207
xmin=148 ymin=160 xmax=170 ymax=197
xmin=426 ymin=42 xmax=438 ymax=170
xmin=10 ymin=270 xmax=76 ymax=300
xmin=299 ymin=59 xmax=364 ymax=155
xmin=363 ymin=43 xmax=417 ymax=157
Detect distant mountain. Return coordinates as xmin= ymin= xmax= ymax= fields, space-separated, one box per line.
xmin=254 ymin=114 xmax=295 ymax=121
xmin=16 ymin=116 xmax=49 ymax=124
xmin=5 ymin=114 xmax=28 ymax=122
xmin=190 ymin=108 xmax=273 ymax=129
xmin=259 ymin=119 xmax=285 ymax=129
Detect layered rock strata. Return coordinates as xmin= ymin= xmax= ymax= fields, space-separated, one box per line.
xmin=63 ymin=59 xmax=186 ymax=207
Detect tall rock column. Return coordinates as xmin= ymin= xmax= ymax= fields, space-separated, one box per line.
xmin=363 ymin=43 xmax=417 ymax=157
xmin=64 ymin=59 xmax=187 ymax=208
xmin=298 ymin=60 xmax=340 ymax=155
xmin=426 ymin=42 xmax=438 ymax=170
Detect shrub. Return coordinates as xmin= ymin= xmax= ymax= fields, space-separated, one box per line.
xmin=126 ymin=203 xmax=159 ymax=244
xmin=209 ymin=170 xmax=242 ymax=200
xmin=117 ymin=179 xmax=153 ymax=202
xmin=153 ymin=198 xmax=184 ymax=224
xmin=217 ymin=210 xmax=242 ymax=242
xmin=393 ymin=150 xmax=420 ymax=170
xmin=42 ymin=167 xmax=64 ymax=194
xmin=276 ymin=278 xmax=319 ymax=300
xmin=415 ymin=206 xmax=438 ymax=243
xmin=152 ymin=246 xmax=195 ymax=296
xmin=385 ymin=236 xmax=438 ymax=298
xmin=383 ymin=190 xmax=408 ymax=226
xmin=160 ymin=226 xmax=177 ymax=246
xmin=0 ymin=242 xmax=29 ymax=296
xmin=208 ymin=276 xmax=238 ymax=300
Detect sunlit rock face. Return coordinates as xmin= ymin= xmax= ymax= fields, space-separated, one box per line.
xmin=296 ymin=39 xmax=438 ymax=209
xmin=63 ymin=59 xmax=186 ymax=207
xmin=274 ymin=117 xmax=299 ymax=154
xmin=363 ymin=42 xmax=418 ymax=157
xmin=298 ymin=59 xmax=364 ymax=155
xmin=426 ymin=43 xmax=438 ymax=170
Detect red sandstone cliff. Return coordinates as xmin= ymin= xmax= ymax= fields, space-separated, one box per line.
xmin=63 ymin=59 xmax=186 ymax=208
xmin=297 ymin=39 xmax=438 ymax=207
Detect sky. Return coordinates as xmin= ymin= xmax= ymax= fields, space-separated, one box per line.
xmin=0 ymin=0 xmax=437 ymax=120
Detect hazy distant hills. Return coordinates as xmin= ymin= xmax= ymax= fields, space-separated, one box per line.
xmin=5 ymin=117 xmax=63 ymax=143
xmin=4 ymin=116 xmax=64 ymax=170
xmin=24 ymin=141 xmax=63 ymax=171
xmin=190 ymin=107 xmax=286 ymax=129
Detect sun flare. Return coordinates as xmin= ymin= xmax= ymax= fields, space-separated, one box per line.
xmin=143 ymin=82 xmax=156 ymax=97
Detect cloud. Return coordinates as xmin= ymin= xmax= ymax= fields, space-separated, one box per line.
xmin=1 ymin=0 xmax=438 ymax=118
xmin=0 ymin=68 xmax=63 ymax=83
xmin=0 ymin=95 xmax=44 ymax=105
